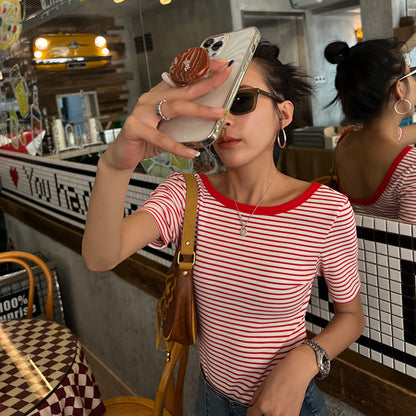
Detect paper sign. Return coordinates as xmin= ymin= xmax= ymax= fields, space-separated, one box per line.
xmin=10 ymin=64 xmax=29 ymax=118
xmin=0 ymin=0 xmax=22 ymax=50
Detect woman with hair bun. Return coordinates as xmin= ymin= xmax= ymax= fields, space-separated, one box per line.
xmin=325 ymin=38 xmax=416 ymax=223
xmin=83 ymin=40 xmax=365 ymax=415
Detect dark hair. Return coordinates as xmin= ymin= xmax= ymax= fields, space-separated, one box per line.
xmin=253 ymin=40 xmax=312 ymax=127
xmin=324 ymin=38 xmax=406 ymax=123
xmin=253 ymin=41 xmax=313 ymax=162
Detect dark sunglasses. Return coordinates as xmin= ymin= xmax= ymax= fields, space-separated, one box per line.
xmin=230 ymin=88 xmax=283 ymax=115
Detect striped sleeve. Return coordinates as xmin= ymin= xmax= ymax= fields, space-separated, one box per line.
xmin=318 ymin=199 xmax=361 ymax=303
xmin=137 ymin=173 xmax=186 ymax=249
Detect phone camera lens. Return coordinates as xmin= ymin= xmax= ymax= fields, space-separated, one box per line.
xmin=203 ymin=38 xmax=214 ymax=48
xmin=212 ymin=41 xmax=223 ymax=51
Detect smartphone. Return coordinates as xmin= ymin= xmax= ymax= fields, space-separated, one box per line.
xmin=158 ymin=26 xmax=261 ymax=148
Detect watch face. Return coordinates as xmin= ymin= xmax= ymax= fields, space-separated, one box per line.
xmin=303 ymin=340 xmax=330 ymax=379
xmin=319 ymin=355 xmax=331 ymax=378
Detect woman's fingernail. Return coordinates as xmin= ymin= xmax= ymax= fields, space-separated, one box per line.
xmin=185 ymin=148 xmax=200 ymax=158
xmin=211 ymin=108 xmax=228 ymax=117
xmin=218 ymin=59 xmax=234 ymax=72
xmin=161 ymin=72 xmax=177 ymax=88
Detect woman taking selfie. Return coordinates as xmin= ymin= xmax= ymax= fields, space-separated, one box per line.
xmin=83 ymin=41 xmax=364 ymax=416
xmin=325 ymin=38 xmax=416 ymax=223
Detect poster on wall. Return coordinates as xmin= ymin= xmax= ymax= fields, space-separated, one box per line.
xmin=0 ymin=0 xmax=22 ymax=50
xmin=9 ymin=63 xmax=29 ymax=117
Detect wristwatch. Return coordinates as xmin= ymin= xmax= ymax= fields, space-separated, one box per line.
xmin=303 ymin=339 xmax=330 ymax=380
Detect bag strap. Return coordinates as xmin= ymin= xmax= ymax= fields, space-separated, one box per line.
xmin=177 ymin=174 xmax=198 ymax=270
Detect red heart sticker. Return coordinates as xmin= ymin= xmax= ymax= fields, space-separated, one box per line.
xmin=10 ymin=167 xmax=18 ymax=188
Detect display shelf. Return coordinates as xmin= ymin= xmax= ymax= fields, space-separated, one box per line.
xmin=43 ymin=143 xmax=108 ymax=160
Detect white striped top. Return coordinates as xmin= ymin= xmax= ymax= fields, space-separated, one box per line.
xmin=140 ymin=173 xmax=360 ymax=403
xmin=341 ymin=146 xmax=416 ymax=223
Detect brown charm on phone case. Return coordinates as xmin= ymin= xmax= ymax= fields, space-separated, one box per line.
xmin=169 ymin=47 xmax=210 ymax=86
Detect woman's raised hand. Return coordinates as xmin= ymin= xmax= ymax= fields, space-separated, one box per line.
xmin=104 ymin=59 xmax=232 ymax=171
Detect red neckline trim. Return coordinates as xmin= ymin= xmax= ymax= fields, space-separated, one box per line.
xmin=346 ymin=146 xmax=413 ymax=205
xmin=200 ymin=174 xmax=321 ymax=214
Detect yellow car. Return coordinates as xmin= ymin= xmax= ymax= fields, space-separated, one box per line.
xmin=32 ymin=33 xmax=111 ymax=71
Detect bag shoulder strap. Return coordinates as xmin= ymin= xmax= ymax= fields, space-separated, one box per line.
xmin=179 ymin=174 xmax=198 ymax=261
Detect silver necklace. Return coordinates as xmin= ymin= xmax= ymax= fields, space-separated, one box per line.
xmin=233 ymin=171 xmax=278 ymax=237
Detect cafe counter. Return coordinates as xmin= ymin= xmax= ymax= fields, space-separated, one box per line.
xmin=0 ymin=149 xmax=415 ymax=416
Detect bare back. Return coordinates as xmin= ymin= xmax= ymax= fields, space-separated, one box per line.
xmin=336 ymin=130 xmax=404 ymax=200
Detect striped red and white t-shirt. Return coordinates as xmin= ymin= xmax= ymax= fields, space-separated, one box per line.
xmin=340 ymin=146 xmax=416 ymax=223
xmin=140 ymin=173 xmax=360 ymax=403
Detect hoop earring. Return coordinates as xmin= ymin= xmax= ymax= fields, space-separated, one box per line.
xmin=394 ymin=98 xmax=412 ymax=115
xmin=277 ymin=128 xmax=287 ymax=149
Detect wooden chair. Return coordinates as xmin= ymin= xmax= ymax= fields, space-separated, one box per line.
xmin=103 ymin=342 xmax=189 ymax=416
xmin=0 ymin=251 xmax=54 ymax=320
xmin=310 ymin=175 xmax=338 ymax=185
xmin=310 ymin=175 xmax=339 ymax=190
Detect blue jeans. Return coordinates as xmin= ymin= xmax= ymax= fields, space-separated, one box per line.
xmin=195 ymin=370 xmax=329 ymax=416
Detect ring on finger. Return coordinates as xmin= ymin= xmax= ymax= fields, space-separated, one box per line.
xmin=155 ymin=99 xmax=171 ymax=121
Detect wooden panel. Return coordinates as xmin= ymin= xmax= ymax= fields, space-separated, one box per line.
xmin=26 ymin=17 xmax=124 ymax=35
xmin=98 ymin=100 xmax=129 ymax=113
xmin=278 ymin=146 xmax=335 ymax=182
xmin=316 ymin=348 xmax=416 ymax=416
xmin=36 ymin=72 xmax=133 ymax=94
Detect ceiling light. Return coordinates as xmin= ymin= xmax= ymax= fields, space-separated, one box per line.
xmin=160 ymin=0 xmax=172 ymax=4
xmin=113 ymin=0 xmax=125 ymax=3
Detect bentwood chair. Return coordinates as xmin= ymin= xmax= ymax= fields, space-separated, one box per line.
xmin=103 ymin=342 xmax=189 ymax=416
xmin=0 ymin=251 xmax=54 ymax=320
xmin=311 ymin=175 xmax=339 ymax=190
xmin=310 ymin=175 xmax=338 ymax=185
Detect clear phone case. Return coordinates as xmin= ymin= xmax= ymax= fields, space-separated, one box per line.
xmin=158 ymin=27 xmax=261 ymax=148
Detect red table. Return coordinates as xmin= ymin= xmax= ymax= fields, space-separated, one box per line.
xmin=0 ymin=318 xmax=105 ymax=416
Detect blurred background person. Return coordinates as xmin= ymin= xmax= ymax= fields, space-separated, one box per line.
xmin=325 ymin=38 xmax=416 ymax=223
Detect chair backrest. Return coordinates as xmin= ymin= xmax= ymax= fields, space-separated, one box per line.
xmin=154 ymin=342 xmax=189 ymax=416
xmin=0 ymin=251 xmax=54 ymax=320
xmin=310 ymin=175 xmax=339 ymax=190
xmin=310 ymin=175 xmax=337 ymax=184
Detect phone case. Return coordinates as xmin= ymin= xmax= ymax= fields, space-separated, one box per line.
xmin=158 ymin=26 xmax=261 ymax=148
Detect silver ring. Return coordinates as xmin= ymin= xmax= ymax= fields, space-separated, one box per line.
xmin=155 ymin=99 xmax=170 ymax=121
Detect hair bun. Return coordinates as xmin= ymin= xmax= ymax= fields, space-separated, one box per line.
xmin=257 ymin=40 xmax=281 ymax=61
xmin=324 ymin=41 xmax=350 ymax=64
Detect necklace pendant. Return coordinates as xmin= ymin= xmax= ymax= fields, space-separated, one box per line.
xmin=240 ymin=226 xmax=247 ymax=237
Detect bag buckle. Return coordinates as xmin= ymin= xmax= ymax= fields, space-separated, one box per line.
xmin=177 ymin=250 xmax=195 ymax=266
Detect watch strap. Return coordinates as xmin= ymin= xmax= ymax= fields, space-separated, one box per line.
xmin=303 ymin=339 xmax=330 ymax=380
